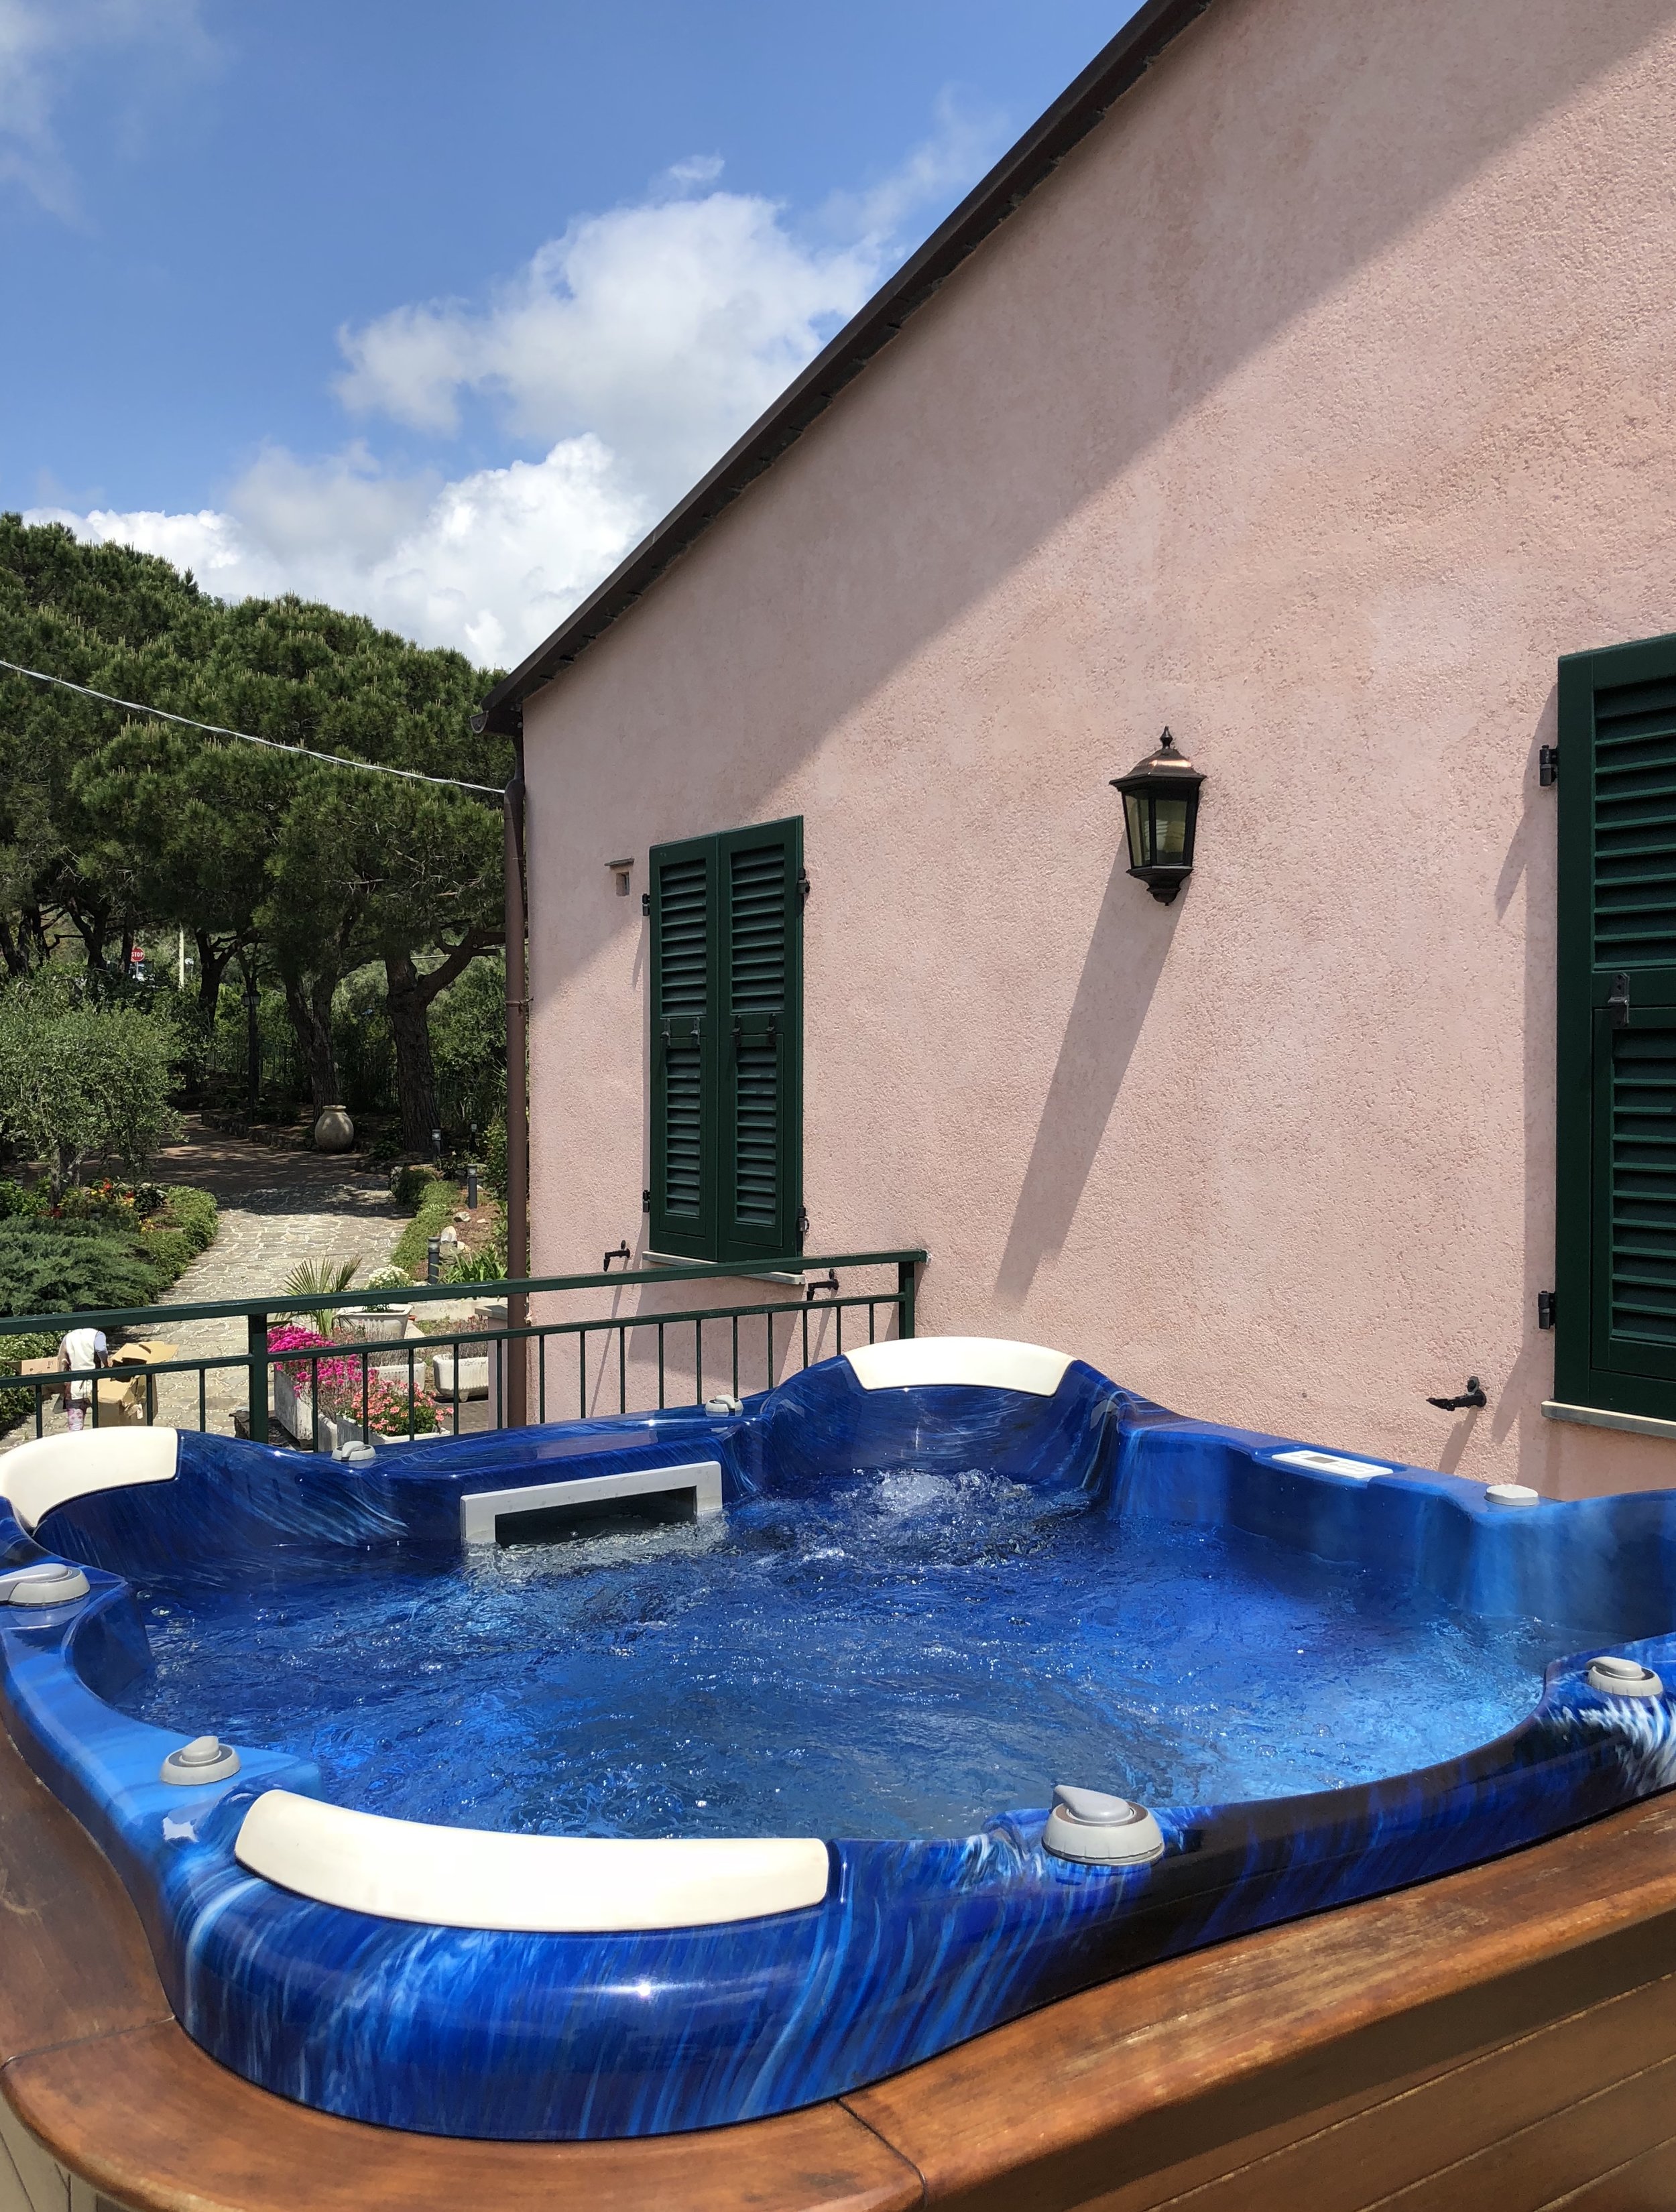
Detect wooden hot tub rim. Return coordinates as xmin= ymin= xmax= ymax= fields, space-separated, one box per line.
xmin=3 ymin=1715 xmax=1676 ymax=2212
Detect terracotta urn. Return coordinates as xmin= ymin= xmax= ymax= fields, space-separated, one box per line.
xmin=313 ymin=1105 xmax=355 ymax=1154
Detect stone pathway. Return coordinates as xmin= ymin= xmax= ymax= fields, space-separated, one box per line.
xmin=4 ymin=1119 xmax=405 ymax=1447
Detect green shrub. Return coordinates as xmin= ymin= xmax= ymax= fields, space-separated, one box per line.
xmin=0 ymin=1182 xmax=218 ymax=1322
xmin=390 ymin=1176 xmax=460 ymax=1277
xmin=392 ymin=1163 xmax=438 ymax=1213
xmin=133 ymin=1186 xmax=218 ymax=1290
xmin=156 ymin=1184 xmax=218 ymax=1255
xmin=483 ymin=1115 xmax=507 ymax=1199
xmin=444 ymin=1247 xmax=505 ymax=1286
xmin=0 ymin=1224 xmax=164 ymax=1318
xmin=137 ymin=1228 xmax=190 ymax=1278
xmin=0 ymin=1182 xmax=28 ymax=1221
xmin=0 ymin=1329 xmax=60 ymax=1427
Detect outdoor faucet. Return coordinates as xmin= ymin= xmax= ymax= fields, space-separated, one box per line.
xmin=1427 ymin=1375 xmax=1488 ymax=1412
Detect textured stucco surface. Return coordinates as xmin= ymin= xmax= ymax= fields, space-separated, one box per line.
xmin=523 ymin=0 xmax=1676 ymax=1497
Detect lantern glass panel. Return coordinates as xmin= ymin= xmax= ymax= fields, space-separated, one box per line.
xmin=1151 ymin=794 xmax=1190 ymax=864
xmin=1123 ymin=792 xmax=1148 ymax=871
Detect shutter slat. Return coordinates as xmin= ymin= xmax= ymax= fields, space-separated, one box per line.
xmin=728 ymin=842 xmax=786 ymax=1229
xmin=1609 ymin=1023 xmax=1676 ymax=1343
xmin=648 ymin=843 xmax=716 ymax=1253
xmin=1594 ymin=680 xmax=1676 ymax=973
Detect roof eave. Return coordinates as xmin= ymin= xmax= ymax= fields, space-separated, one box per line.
xmin=480 ymin=0 xmax=1215 ymax=727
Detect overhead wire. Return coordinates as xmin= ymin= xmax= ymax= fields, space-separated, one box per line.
xmin=0 ymin=656 xmax=504 ymax=797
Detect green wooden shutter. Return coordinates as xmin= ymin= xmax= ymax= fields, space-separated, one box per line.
xmin=716 ymin=818 xmax=802 ymax=1264
xmin=1556 ymin=633 xmax=1676 ymax=1415
xmin=647 ymin=818 xmax=802 ymax=1266
xmin=648 ymin=836 xmax=718 ymax=1259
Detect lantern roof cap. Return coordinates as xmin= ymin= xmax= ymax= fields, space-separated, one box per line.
xmin=1110 ymin=728 xmax=1204 ymax=790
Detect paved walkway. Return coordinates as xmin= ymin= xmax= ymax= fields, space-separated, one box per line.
xmin=5 ymin=1119 xmax=405 ymax=1447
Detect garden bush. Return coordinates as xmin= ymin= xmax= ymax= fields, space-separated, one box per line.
xmin=0 ymin=1183 xmax=217 ymax=1319
xmin=0 ymin=1223 xmax=164 ymax=1316
xmin=154 ymin=1184 xmax=217 ymax=1255
xmin=391 ymin=1163 xmax=437 ymax=1213
xmin=390 ymin=1174 xmax=459 ymax=1278
xmin=0 ymin=1329 xmax=60 ymax=1426
xmin=444 ymin=1247 xmax=505 ymax=1286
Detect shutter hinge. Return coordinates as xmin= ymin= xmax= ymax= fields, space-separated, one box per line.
xmin=1539 ymin=745 xmax=1559 ymax=787
xmin=796 ymin=1205 xmax=809 ymax=1252
xmin=1537 ymin=1290 xmax=1555 ymax=1330
xmin=642 ymin=1188 xmax=651 ymax=1215
xmin=796 ymin=869 xmax=811 ymax=906
xmin=1608 ymin=972 xmax=1630 ymax=1028
xmin=641 ymin=890 xmax=650 ymax=915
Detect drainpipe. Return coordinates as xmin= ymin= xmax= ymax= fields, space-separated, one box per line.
xmin=475 ymin=702 xmax=530 ymax=1426
xmin=503 ymin=733 xmax=530 ymax=1424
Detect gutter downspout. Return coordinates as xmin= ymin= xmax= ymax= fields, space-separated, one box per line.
xmin=475 ymin=700 xmax=530 ymax=1428
xmin=503 ymin=721 xmax=530 ymax=1426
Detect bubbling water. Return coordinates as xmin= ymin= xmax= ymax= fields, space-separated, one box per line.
xmin=113 ymin=1469 xmax=1556 ymax=1839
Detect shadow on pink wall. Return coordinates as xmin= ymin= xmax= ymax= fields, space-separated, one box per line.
xmin=1499 ymin=689 xmax=1563 ymax=1487
xmin=996 ymin=855 xmax=1175 ymax=1302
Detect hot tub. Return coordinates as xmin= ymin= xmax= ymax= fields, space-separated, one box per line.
xmin=0 ymin=1335 xmax=1672 ymax=2143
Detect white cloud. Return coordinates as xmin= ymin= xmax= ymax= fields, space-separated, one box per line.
xmin=666 ymin=153 xmax=724 ymax=189
xmin=0 ymin=0 xmax=212 ymax=219
xmin=334 ymin=189 xmax=882 ymax=505
xmin=32 ymin=437 xmax=650 ymax=669
xmin=32 ymin=94 xmax=1005 ymax=663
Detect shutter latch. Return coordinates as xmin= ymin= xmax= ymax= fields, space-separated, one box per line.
xmin=1608 ymin=972 xmax=1631 ymax=1028
xmin=1539 ymin=745 xmax=1559 ymax=787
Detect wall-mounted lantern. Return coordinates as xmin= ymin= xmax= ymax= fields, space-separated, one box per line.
xmin=1110 ymin=729 xmax=1203 ymax=905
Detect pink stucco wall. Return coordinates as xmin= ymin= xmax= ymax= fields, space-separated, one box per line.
xmin=523 ymin=0 xmax=1676 ymax=1497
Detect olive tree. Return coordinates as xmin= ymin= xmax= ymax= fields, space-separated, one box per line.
xmin=0 ymin=992 xmax=181 ymax=1198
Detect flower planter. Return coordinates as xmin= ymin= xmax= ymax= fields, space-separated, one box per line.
xmin=325 ymin=1414 xmax=447 ymax=1452
xmin=431 ymin=1353 xmax=490 ymax=1399
xmin=270 ymin=1364 xmax=316 ymax=1444
xmin=335 ymin=1306 xmax=412 ymax=1345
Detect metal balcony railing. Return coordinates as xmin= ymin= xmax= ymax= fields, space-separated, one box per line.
xmin=0 ymin=1251 xmax=926 ymax=1453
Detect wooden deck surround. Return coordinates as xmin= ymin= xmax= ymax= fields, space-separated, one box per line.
xmin=5 ymin=1721 xmax=1676 ymax=2212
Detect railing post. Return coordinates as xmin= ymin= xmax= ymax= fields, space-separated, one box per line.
xmin=898 ymin=1259 xmax=917 ymax=1341
xmin=247 ymin=1310 xmax=270 ymax=1444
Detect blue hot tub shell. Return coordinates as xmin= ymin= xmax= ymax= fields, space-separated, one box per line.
xmin=1 ymin=1344 xmax=1675 ymax=2142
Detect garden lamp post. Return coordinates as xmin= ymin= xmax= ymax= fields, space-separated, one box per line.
xmin=1110 ymin=729 xmax=1205 ymax=904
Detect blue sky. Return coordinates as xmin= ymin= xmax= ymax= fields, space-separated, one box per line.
xmin=1 ymin=2 xmax=1134 ymax=663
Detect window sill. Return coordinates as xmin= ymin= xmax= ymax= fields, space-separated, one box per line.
xmin=644 ymin=1251 xmax=807 ymax=1286
xmin=1541 ymin=1400 xmax=1676 ymax=1444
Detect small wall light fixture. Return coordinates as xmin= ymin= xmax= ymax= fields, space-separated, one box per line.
xmin=1110 ymin=729 xmax=1204 ymax=904
xmin=607 ymin=858 xmax=634 ymax=896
